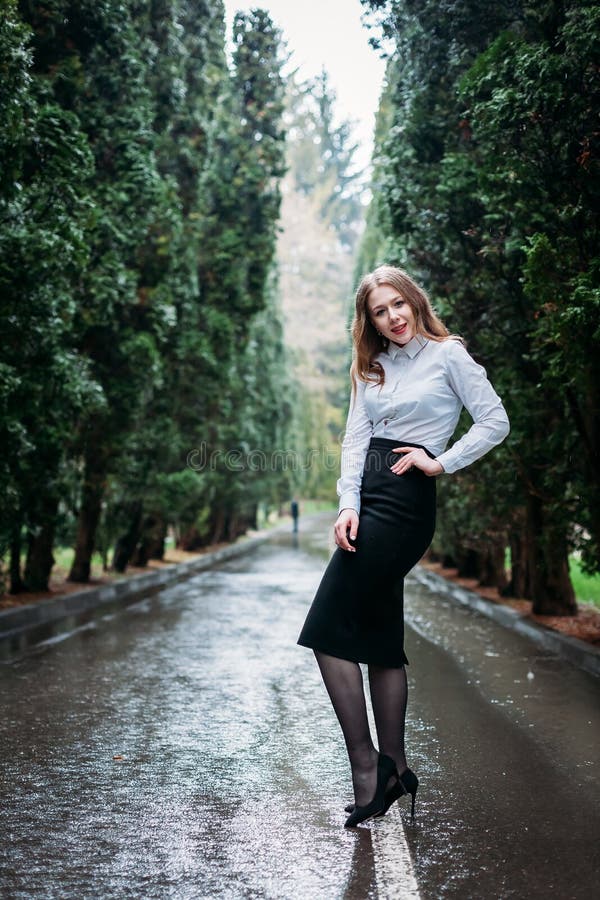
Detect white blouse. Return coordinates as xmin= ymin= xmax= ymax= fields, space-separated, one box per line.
xmin=337 ymin=335 xmax=510 ymax=514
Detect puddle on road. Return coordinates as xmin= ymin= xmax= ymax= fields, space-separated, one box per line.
xmin=0 ymin=534 xmax=381 ymax=899
xmin=403 ymin=574 xmax=600 ymax=786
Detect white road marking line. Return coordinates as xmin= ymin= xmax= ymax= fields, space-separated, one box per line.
xmin=372 ymin=806 xmax=421 ymax=899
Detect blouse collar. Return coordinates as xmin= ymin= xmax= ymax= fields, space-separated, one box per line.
xmin=385 ymin=334 xmax=429 ymax=360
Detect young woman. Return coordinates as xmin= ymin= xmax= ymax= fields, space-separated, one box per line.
xmin=297 ymin=265 xmax=510 ymax=828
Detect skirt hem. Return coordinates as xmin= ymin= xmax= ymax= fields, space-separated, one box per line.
xmin=296 ymin=637 xmax=409 ymax=669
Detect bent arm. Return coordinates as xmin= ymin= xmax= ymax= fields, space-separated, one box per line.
xmin=435 ymin=341 xmax=510 ymax=474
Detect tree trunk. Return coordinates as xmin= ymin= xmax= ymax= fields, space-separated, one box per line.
xmin=441 ymin=551 xmax=457 ymax=568
xmin=210 ymin=506 xmax=226 ymax=545
xmin=112 ymin=502 xmax=143 ymax=573
xmin=132 ymin=543 xmax=148 ymax=568
xmin=23 ymin=496 xmax=59 ymax=592
xmin=9 ymin=527 xmax=25 ymax=594
xmin=526 ymin=494 xmax=576 ymax=616
xmin=179 ymin=525 xmax=205 ymax=551
xmin=132 ymin=514 xmax=166 ymax=567
xmin=456 ymin=547 xmax=480 ymax=579
xmin=147 ymin=520 xmax=167 ymax=560
xmin=478 ymin=537 xmax=508 ymax=591
xmin=226 ymin=510 xmax=238 ymax=542
xmin=68 ymin=450 xmax=106 ymax=583
xmin=504 ymin=529 xmax=530 ymax=598
xmin=249 ymin=502 xmax=258 ymax=530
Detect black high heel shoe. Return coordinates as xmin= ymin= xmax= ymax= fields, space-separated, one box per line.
xmin=396 ymin=767 xmax=418 ymax=818
xmin=344 ymin=754 xmax=399 ymax=828
xmin=345 ymin=766 xmax=419 ymax=819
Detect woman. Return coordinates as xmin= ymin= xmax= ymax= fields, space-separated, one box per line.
xmin=297 ymin=265 xmax=509 ymax=828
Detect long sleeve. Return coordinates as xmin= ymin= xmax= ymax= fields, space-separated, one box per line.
xmin=336 ymin=378 xmax=373 ymax=514
xmin=435 ymin=340 xmax=510 ymax=474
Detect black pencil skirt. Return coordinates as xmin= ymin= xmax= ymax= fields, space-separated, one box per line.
xmin=297 ymin=437 xmax=437 ymax=668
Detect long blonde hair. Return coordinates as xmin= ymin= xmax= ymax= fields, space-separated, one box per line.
xmin=350 ymin=265 xmax=459 ymax=391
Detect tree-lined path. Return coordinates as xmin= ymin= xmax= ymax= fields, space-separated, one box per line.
xmin=2 ymin=2 xmax=600 ymax=895
xmin=2 ymin=0 xmax=599 ymax=615
xmin=1 ymin=515 xmax=598 ymax=899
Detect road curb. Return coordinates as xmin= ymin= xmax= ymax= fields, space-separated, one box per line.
xmin=0 ymin=525 xmax=287 ymax=660
xmin=411 ymin=566 xmax=600 ymax=679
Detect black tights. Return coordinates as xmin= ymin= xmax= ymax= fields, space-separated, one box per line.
xmin=314 ymin=650 xmax=408 ymax=805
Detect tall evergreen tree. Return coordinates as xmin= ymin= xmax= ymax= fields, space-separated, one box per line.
xmin=188 ymin=8 xmax=289 ymax=545
xmin=108 ymin=0 xmax=229 ymax=568
xmin=458 ymin=0 xmax=600 ymax=609
xmin=0 ymin=1 xmax=94 ymax=591
xmin=52 ymin=1 xmax=172 ymax=583
xmin=360 ymin=0 xmax=599 ymax=612
xmin=0 ymin=2 xmax=297 ymax=591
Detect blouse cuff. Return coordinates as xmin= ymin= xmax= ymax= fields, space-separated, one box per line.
xmin=338 ymin=492 xmax=361 ymax=515
xmin=434 ymin=449 xmax=458 ymax=474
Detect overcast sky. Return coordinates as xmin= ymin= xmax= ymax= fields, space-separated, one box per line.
xmin=222 ymin=0 xmax=387 ymax=171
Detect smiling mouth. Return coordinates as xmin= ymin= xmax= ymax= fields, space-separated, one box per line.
xmin=391 ymin=323 xmax=407 ymax=334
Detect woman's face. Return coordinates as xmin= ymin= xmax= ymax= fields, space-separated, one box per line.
xmin=367 ymin=283 xmax=416 ymax=346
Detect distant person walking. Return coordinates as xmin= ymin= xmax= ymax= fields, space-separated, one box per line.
xmin=297 ymin=265 xmax=509 ymax=827
xmin=290 ymin=499 xmax=299 ymax=533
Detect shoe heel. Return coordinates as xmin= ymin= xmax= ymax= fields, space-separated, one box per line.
xmin=398 ymin=767 xmax=418 ymax=819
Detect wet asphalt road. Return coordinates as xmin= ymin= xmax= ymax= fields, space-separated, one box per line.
xmin=1 ymin=512 xmax=599 ymax=899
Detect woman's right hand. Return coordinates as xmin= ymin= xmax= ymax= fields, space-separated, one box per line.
xmin=334 ymin=508 xmax=359 ymax=552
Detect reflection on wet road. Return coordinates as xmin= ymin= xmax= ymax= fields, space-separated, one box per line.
xmin=1 ymin=512 xmax=598 ymax=899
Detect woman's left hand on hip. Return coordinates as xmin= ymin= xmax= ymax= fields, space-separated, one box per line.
xmin=390 ymin=446 xmax=444 ymax=477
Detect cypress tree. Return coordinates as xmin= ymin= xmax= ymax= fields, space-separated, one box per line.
xmin=360 ymin=0 xmax=599 ymax=612
xmin=0 ymin=1 xmax=94 ymax=591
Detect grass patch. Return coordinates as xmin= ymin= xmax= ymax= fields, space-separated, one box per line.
xmin=570 ymin=557 xmax=600 ymax=608
xmin=51 ymin=547 xmax=107 ymax=580
xmin=507 ymin=547 xmax=600 ymax=609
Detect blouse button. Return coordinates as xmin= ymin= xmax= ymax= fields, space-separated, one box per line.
xmin=383 ymin=419 xmax=388 ymax=425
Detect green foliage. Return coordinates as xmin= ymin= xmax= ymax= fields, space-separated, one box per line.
xmin=0 ymin=1 xmax=95 ymax=573
xmin=0 ymin=0 xmax=296 ymax=587
xmin=459 ymin=0 xmax=600 ymax=579
xmin=361 ymin=0 xmax=600 ymax=612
